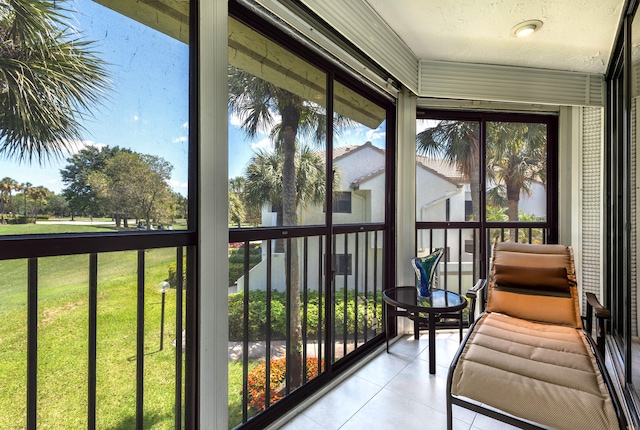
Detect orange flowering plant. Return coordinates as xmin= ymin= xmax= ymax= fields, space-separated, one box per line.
xmin=247 ymin=357 xmax=323 ymax=411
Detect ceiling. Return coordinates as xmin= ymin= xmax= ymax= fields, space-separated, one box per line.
xmin=364 ymin=0 xmax=625 ymax=75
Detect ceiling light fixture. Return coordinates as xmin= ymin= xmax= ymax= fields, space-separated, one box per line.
xmin=511 ymin=20 xmax=543 ymax=38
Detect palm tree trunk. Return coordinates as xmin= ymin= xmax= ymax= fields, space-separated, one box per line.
xmin=281 ymin=106 xmax=303 ymax=389
xmin=506 ymin=183 xmax=520 ymax=241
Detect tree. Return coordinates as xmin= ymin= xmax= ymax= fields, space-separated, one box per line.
xmin=229 ymin=66 xmax=329 ymax=388
xmin=26 ymin=186 xmax=50 ymax=221
xmin=486 ymin=122 xmax=547 ymax=223
xmin=173 ymin=192 xmax=188 ymax=221
xmin=60 ymin=146 xmax=128 ymax=219
xmin=45 ymin=193 xmax=69 ymax=217
xmin=88 ymin=151 xmax=174 ymax=229
xmin=417 ymin=121 xmax=480 ymax=221
xmin=0 ymin=0 xmax=110 ymax=163
xmin=244 ymin=147 xmax=328 ymax=213
xmin=417 ymin=120 xmax=547 ymax=242
xmin=229 ymin=176 xmax=260 ymax=226
xmin=228 ymin=192 xmax=245 ymax=228
xmin=20 ymin=182 xmax=31 ymax=222
xmin=0 ymin=177 xmax=18 ymax=224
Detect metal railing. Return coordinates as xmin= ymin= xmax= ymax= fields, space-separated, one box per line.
xmin=228 ymin=226 xmax=386 ymax=428
xmin=0 ymin=234 xmax=195 ymax=430
xmin=416 ymin=223 xmax=549 ymax=296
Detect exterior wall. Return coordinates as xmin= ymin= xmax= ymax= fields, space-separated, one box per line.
xmin=518 ymin=181 xmax=547 ymax=218
xmin=238 ymin=144 xmax=387 ymax=292
xmin=241 ymin=141 xmax=548 ymax=293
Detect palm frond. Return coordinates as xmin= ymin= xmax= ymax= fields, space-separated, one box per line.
xmin=0 ymin=0 xmax=111 ymax=164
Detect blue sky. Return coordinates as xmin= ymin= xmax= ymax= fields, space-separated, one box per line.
xmin=0 ymin=0 xmax=189 ymax=195
xmin=0 ymin=0 xmax=388 ymax=194
xmin=228 ymin=113 xmax=388 ymax=179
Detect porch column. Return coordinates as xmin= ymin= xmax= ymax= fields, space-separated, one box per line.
xmin=200 ymin=0 xmax=229 ymax=428
xmin=396 ymin=87 xmax=417 ymax=334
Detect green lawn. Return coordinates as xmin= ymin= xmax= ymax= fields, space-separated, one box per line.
xmin=0 ymin=240 xmax=186 ymax=428
xmin=0 ymin=219 xmax=188 ymax=236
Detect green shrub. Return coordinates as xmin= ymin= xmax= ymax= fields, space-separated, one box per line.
xmin=228 ymin=243 xmax=261 ymax=286
xmin=228 ymin=289 xmax=383 ymax=341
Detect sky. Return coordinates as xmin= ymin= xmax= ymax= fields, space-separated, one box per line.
xmin=228 ymin=114 xmax=388 ymax=180
xmin=0 ymin=0 xmax=389 ymax=195
xmin=0 ymin=0 xmax=190 ymax=195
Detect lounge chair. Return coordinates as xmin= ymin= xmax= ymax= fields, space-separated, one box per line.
xmin=446 ymin=242 xmax=627 ymax=430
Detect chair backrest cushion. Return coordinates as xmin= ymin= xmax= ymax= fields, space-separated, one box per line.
xmin=486 ymin=242 xmax=582 ymax=328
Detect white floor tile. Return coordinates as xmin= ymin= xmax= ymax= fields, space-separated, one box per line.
xmin=279 ymin=333 xmax=486 ymax=430
xmin=352 ymin=348 xmax=413 ymax=387
xmin=299 ymin=374 xmax=382 ymax=430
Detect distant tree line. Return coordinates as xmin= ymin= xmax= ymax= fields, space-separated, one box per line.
xmin=0 ymin=146 xmax=187 ymax=228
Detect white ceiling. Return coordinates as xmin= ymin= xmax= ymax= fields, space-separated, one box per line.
xmin=365 ymin=0 xmax=625 ymax=75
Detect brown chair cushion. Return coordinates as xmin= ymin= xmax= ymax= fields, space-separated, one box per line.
xmin=487 ymin=289 xmax=579 ymax=327
xmin=493 ymin=264 xmax=570 ymax=291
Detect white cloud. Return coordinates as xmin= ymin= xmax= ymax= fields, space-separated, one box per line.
xmin=172 ymin=136 xmax=188 ymax=143
xmin=416 ymin=119 xmax=440 ymax=134
xmin=366 ymin=129 xmax=386 ymax=141
xmin=182 ymin=121 xmax=189 ymax=129
xmin=251 ymin=137 xmax=273 ymax=152
xmin=62 ymin=139 xmax=107 ymax=155
xmin=46 ymin=178 xmax=61 ymax=188
xmin=133 ymin=114 xmax=139 ymax=121
xmin=229 ymin=111 xmax=280 ymax=134
xmin=229 ymin=112 xmax=243 ymax=127
xmin=169 ymin=179 xmax=188 ymax=190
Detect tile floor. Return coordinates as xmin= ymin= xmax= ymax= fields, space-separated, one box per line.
xmin=277 ymin=331 xmax=519 ymax=430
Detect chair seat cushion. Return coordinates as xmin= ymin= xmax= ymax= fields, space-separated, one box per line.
xmin=451 ymin=313 xmax=619 ymax=430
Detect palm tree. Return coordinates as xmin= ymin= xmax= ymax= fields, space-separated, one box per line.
xmin=0 ymin=0 xmax=110 ymax=163
xmin=486 ymin=122 xmax=547 ymax=222
xmin=418 ymin=120 xmax=547 ymax=243
xmin=229 ymin=66 xmax=329 ymax=389
xmin=20 ymin=182 xmax=31 ymax=222
xmin=416 ymin=121 xmax=481 ymax=221
xmin=228 ymin=192 xmax=245 ymax=228
xmin=244 ymin=146 xmax=328 ymax=213
xmin=0 ymin=177 xmax=10 ymax=224
xmin=4 ymin=177 xmax=18 ymax=221
xmin=27 ymin=186 xmax=50 ymax=221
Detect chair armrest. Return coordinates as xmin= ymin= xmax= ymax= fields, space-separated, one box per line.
xmin=466 ymin=279 xmax=486 ymax=299
xmin=586 ymin=292 xmax=610 ymax=319
xmin=465 ymin=279 xmax=487 ymax=325
xmin=585 ymin=292 xmax=610 ymax=357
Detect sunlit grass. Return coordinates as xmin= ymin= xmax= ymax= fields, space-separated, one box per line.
xmin=0 ymin=218 xmax=189 ymax=235
xmin=0 ymin=247 xmax=186 ymax=429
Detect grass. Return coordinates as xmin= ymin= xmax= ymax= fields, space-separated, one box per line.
xmin=228 ymin=360 xmax=260 ymax=429
xmin=0 ymin=218 xmax=188 ymax=236
xmin=0 ymin=227 xmax=187 ymax=429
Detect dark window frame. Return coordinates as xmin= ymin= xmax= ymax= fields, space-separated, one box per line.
xmin=416 ymin=109 xmax=559 ymax=279
xmin=227 ymin=2 xmax=397 ymax=428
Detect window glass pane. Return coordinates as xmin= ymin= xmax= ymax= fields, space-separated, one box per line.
xmin=416 ymin=119 xmax=480 ymax=222
xmin=332 ymin=82 xmax=386 ymax=224
xmin=332 ymin=231 xmax=383 ymax=361
xmin=228 ymin=17 xmax=328 ymax=228
xmin=485 ymin=121 xmax=547 ymax=223
xmin=0 ymin=0 xmax=190 ymax=235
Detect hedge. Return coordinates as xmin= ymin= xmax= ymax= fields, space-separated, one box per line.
xmin=228 ymin=289 xmax=383 ymax=341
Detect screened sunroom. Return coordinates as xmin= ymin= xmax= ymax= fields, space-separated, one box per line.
xmin=1 ymin=0 xmax=639 ymax=429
